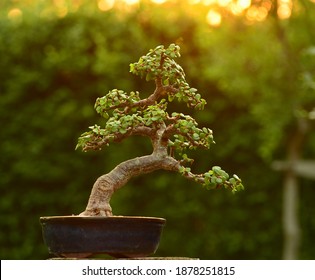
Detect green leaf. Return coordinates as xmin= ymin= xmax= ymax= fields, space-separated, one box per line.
xmin=233 ymin=174 xmax=241 ymax=181
xmin=229 ymin=178 xmax=236 ymax=185
xmin=119 ymin=128 xmax=127 ymax=134
xmin=216 ymin=178 xmax=223 ymax=184
xmin=212 ymin=166 xmax=222 ymax=174
xmin=129 ymin=63 xmax=135 ymax=73
xmin=168 ymin=95 xmax=175 ymax=102
xmin=193 ymin=133 xmax=200 ymax=140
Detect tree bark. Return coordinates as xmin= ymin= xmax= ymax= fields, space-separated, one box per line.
xmin=282 ymin=169 xmax=300 ymax=259
xmin=79 ymin=124 xmax=180 ymax=217
xmin=79 ymin=153 xmax=180 ymax=216
xmin=282 ymin=119 xmax=308 ymax=259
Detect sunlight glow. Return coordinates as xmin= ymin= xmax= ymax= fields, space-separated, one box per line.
xmin=218 ymin=0 xmax=232 ymax=7
xmin=94 ymin=0 xmax=293 ymax=24
xmin=238 ymin=0 xmax=251 ymax=9
xmin=202 ymin=0 xmax=217 ymax=5
xmin=277 ymin=0 xmax=292 ymax=19
xmin=188 ymin=0 xmax=202 ymax=4
xmin=246 ymin=5 xmax=268 ymax=22
xmin=150 ymin=0 xmax=167 ymax=3
xmin=230 ymin=3 xmax=245 ymax=15
xmin=206 ymin=9 xmax=222 ymax=26
xmin=124 ymin=0 xmax=140 ymax=4
xmin=52 ymin=0 xmax=68 ymax=17
xmin=98 ymin=0 xmax=115 ymax=11
xmin=7 ymin=8 xmax=23 ymax=21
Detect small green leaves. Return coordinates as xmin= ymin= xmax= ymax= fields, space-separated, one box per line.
xmin=165 ymin=43 xmax=181 ymax=58
xmin=192 ymin=133 xmax=200 ymax=141
xmin=94 ymin=89 xmax=141 ymax=118
xmin=168 ymin=113 xmax=214 ymax=157
xmin=142 ymin=101 xmax=168 ymax=126
xmin=179 ymin=165 xmax=244 ymax=193
xmin=179 ymin=165 xmax=191 ymax=176
xmin=76 ymin=43 xmax=244 ymax=194
xmin=130 ymin=44 xmax=207 ymax=110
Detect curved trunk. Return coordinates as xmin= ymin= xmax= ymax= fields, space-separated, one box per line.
xmin=79 ymin=151 xmax=180 ymax=217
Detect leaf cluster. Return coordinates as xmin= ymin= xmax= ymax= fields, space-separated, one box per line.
xmin=179 ymin=165 xmax=244 ymax=193
xmin=130 ymin=43 xmax=206 ymax=109
xmin=76 ymin=44 xmax=243 ymax=193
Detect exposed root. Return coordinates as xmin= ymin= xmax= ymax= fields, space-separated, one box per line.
xmin=79 ymin=205 xmax=113 ymax=217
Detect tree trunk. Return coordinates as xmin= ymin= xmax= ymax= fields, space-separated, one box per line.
xmin=282 ymin=169 xmax=300 ymax=259
xmin=282 ymin=119 xmax=308 ymax=259
xmin=79 ymin=152 xmax=180 ymax=217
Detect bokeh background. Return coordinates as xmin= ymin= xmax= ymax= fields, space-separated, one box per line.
xmin=1 ymin=0 xmax=315 ymax=260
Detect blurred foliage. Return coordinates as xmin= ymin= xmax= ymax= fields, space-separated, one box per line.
xmin=1 ymin=0 xmax=315 ymax=259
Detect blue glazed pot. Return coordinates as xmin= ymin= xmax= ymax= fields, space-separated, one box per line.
xmin=40 ymin=216 xmax=166 ymax=258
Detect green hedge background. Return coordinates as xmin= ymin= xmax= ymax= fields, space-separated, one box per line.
xmin=1 ymin=0 xmax=315 ymax=259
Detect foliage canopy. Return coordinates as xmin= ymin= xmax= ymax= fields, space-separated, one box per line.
xmin=76 ymin=44 xmax=244 ymax=196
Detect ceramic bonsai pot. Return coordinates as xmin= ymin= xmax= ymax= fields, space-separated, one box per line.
xmin=40 ymin=216 xmax=166 ymax=258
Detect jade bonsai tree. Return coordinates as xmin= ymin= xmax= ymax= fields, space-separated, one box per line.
xmin=76 ymin=44 xmax=244 ymax=217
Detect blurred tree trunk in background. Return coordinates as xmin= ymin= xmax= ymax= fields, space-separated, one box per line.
xmin=283 ymin=169 xmax=300 ymax=259
xmin=282 ymin=119 xmax=308 ymax=259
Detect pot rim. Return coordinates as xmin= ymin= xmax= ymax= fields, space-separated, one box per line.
xmin=40 ymin=215 xmax=166 ymax=222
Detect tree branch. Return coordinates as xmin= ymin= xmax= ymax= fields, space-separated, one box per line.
xmin=79 ymin=153 xmax=180 ymax=216
xmin=124 ymin=80 xmax=178 ymax=112
xmin=81 ymin=125 xmax=155 ymax=152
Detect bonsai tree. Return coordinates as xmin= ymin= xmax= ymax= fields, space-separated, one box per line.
xmin=76 ymin=44 xmax=244 ymax=217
